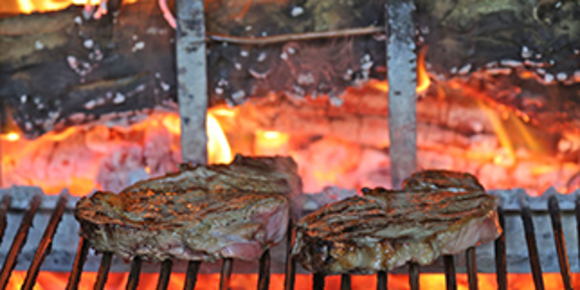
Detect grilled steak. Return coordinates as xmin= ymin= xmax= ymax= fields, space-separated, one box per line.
xmin=292 ymin=170 xmax=501 ymax=274
xmin=75 ymin=155 xmax=302 ymax=262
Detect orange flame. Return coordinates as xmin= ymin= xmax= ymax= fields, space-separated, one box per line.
xmin=7 ymin=0 xmax=136 ymax=14
xmin=207 ymin=112 xmax=234 ymax=164
xmin=369 ymin=47 xmax=431 ymax=94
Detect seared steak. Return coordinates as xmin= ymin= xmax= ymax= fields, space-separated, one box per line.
xmin=292 ymin=170 xmax=501 ymax=274
xmin=75 ymin=155 xmax=301 ymax=262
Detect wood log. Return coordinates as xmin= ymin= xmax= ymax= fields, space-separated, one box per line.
xmin=1 ymin=0 xmax=580 ymax=138
xmin=0 ymin=0 xmax=176 ymax=138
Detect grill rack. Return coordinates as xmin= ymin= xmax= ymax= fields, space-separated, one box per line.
xmin=0 ymin=192 xmax=576 ymax=290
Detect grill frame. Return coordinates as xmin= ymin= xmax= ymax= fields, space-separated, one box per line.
xmin=0 ymin=192 xmax=576 ymax=290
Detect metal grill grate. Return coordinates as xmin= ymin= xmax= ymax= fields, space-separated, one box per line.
xmin=0 ymin=193 xmax=576 ymax=290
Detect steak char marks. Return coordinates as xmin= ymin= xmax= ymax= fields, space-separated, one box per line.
xmin=292 ymin=170 xmax=501 ymax=274
xmin=75 ymin=155 xmax=302 ymax=262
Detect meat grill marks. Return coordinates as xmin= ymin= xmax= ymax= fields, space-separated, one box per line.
xmin=75 ymin=155 xmax=300 ymax=263
xmin=292 ymin=170 xmax=502 ymax=275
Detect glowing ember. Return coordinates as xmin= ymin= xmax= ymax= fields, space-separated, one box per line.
xmin=0 ymin=110 xmax=233 ymax=195
xmin=1 ymin=132 xmax=20 ymax=142
xmin=4 ymin=271 xmax=578 ymax=290
xmin=5 ymin=0 xmax=137 ymax=14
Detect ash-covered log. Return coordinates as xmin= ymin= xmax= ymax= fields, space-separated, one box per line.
xmin=0 ymin=0 xmax=177 ymax=138
xmin=2 ymin=0 xmax=580 ymax=138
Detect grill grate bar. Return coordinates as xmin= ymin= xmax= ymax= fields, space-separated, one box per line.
xmin=126 ymin=256 xmax=142 ymax=290
xmin=466 ymin=247 xmax=478 ymax=290
xmin=0 ymin=193 xmax=42 ymax=290
xmin=520 ymin=202 xmax=545 ymax=290
xmin=284 ymin=218 xmax=296 ymax=290
xmin=183 ymin=261 xmax=201 ymax=290
xmin=94 ymin=252 xmax=113 ymax=290
xmin=66 ymin=237 xmax=90 ymax=290
xmin=22 ymin=193 xmax=69 ymax=290
xmin=443 ymin=255 xmax=456 ymax=290
xmin=340 ymin=274 xmax=351 ymax=290
xmin=0 ymin=194 xmax=11 ymax=243
xmin=377 ymin=270 xmax=387 ymax=290
xmin=219 ymin=258 xmax=233 ymax=290
xmin=312 ymin=273 xmax=324 ymax=290
xmin=258 ymin=249 xmax=271 ymax=290
xmin=408 ymin=263 xmax=419 ymax=290
xmin=547 ymin=195 xmax=573 ymax=290
xmin=156 ymin=259 xmax=173 ymax=290
xmin=494 ymin=206 xmax=507 ymax=290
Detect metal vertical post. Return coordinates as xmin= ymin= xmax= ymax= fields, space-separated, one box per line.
xmin=175 ymin=0 xmax=209 ymax=165
xmin=385 ymin=0 xmax=417 ymax=188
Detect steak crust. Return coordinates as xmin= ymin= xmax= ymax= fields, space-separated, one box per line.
xmin=75 ymin=155 xmax=301 ymax=262
xmin=292 ymin=170 xmax=501 ymax=274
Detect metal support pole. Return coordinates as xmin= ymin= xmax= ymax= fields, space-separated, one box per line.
xmin=385 ymin=0 xmax=417 ymax=188
xmin=175 ymin=0 xmax=208 ymax=165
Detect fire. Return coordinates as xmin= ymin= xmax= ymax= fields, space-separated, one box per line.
xmin=7 ymin=0 xmax=136 ymax=14
xmin=0 ymin=110 xmax=233 ymax=195
xmin=207 ymin=112 xmax=234 ymax=164
xmin=4 ymin=271 xmax=578 ymax=289
xmin=1 ymin=132 xmax=20 ymax=142
xmin=369 ymin=47 xmax=431 ymax=94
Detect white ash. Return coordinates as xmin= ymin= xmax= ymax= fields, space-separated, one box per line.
xmin=132 ymin=41 xmax=145 ymax=52
xmin=160 ymin=81 xmax=171 ymax=92
xmin=35 ymin=40 xmax=44 ymax=50
xmin=20 ymin=95 xmax=27 ymax=103
xmin=240 ymin=50 xmax=249 ymax=57
xmin=113 ymin=92 xmax=126 ymax=104
xmin=500 ymin=59 xmax=520 ymax=67
xmin=329 ymin=94 xmax=344 ymax=107
xmin=231 ymin=90 xmax=246 ymax=101
xmin=536 ymin=68 xmax=546 ymax=75
xmin=84 ymin=99 xmax=96 ymax=110
xmin=245 ymin=25 xmax=253 ymax=31
xmin=521 ymin=46 xmax=532 ymax=59
xmin=450 ymin=67 xmax=457 ymax=74
xmin=343 ymin=69 xmax=353 ymax=81
xmin=257 ymin=52 xmax=267 ymax=62
xmin=280 ymin=52 xmax=288 ymax=60
xmin=66 ymin=55 xmax=92 ymax=76
xmin=458 ymin=64 xmax=471 ymax=75
xmin=234 ymin=63 xmax=242 ymax=70
xmin=297 ymin=72 xmax=315 ymax=85
xmin=290 ymin=6 xmax=304 ymax=17
xmin=557 ymin=72 xmax=567 ymax=81
xmin=544 ymin=73 xmax=554 ymax=83
xmin=83 ymin=39 xmax=94 ymax=49
xmin=74 ymin=16 xmax=83 ymax=25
